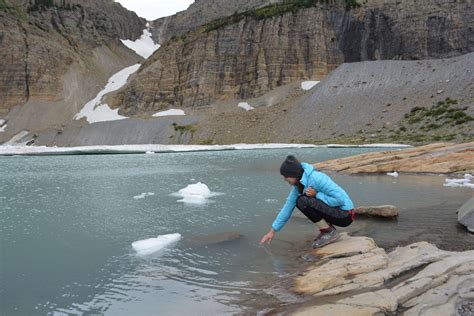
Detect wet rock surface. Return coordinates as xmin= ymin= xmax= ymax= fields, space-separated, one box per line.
xmin=457 ymin=197 xmax=474 ymax=233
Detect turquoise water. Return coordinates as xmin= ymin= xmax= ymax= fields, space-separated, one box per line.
xmin=1 ymin=148 xmax=473 ymax=315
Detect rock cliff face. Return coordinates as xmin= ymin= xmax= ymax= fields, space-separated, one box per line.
xmin=111 ymin=0 xmax=474 ymax=115
xmin=0 ymin=0 xmax=145 ymax=142
xmin=149 ymin=0 xmax=282 ymax=44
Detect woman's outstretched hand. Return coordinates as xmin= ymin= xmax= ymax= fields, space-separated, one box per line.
xmin=260 ymin=229 xmax=275 ymax=245
xmin=306 ymin=186 xmax=317 ymax=197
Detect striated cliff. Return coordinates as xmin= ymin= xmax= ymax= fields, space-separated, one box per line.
xmin=111 ymin=0 xmax=474 ymax=115
xmin=0 ymin=0 xmax=146 ymax=142
xmin=149 ymin=0 xmax=282 ymax=45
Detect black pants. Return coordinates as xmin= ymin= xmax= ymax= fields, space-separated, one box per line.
xmin=296 ymin=195 xmax=353 ymax=227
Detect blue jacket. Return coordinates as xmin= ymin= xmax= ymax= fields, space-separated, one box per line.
xmin=272 ymin=162 xmax=354 ymax=232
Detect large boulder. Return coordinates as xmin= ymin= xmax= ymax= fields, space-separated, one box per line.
xmin=457 ymin=197 xmax=474 ymax=233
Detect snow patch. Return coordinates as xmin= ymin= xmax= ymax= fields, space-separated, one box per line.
xmin=152 ymin=109 xmax=185 ymax=117
xmin=121 ymin=29 xmax=160 ymax=59
xmin=74 ymin=64 xmax=140 ymax=123
xmin=3 ymin=130 xmax=30 ymax=146
xmin=301 ymin=81 xmax=320 ymax=91
xmin=443 ymin=174 xmax=474 ymax=188
xmin=172 ymin=182 xmax=221 ymax=205
xmin=387 ymin=171 xmax=399 ymax=177
xmin=0 ymin=124 xmax=6 ymax=133
xmin=238 ymin=102 xmax=254 ymax=111
xmin=132 ymin=233 xmax=181 ymax=256
xmin=327 ymin=143 xmax=412 ymax=148
xmin=133 ymin=192 xmax=155 ymax=199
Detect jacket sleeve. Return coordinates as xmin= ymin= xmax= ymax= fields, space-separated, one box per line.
xmin=272 ymin=186 xmax=298 ymax=232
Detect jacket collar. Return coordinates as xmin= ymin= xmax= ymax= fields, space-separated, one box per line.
xmin=300 ymin=162 xmax=315 ymax=187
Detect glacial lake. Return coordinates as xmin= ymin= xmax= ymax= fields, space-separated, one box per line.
xmin=1 ymin=147 xmax=473 ymax=315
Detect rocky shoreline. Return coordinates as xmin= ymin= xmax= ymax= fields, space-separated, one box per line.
xmin=262 ymin=233 xmax=474 ymax=315
xmin=315 ymin=142 xmax=474 ymax=175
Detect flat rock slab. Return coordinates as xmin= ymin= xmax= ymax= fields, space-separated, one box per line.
xmin=457 ymin=197 xmax=474 ymax=233
xmin=314 ymin=142 xmax=474 ymax=174
xmin=292 ymin=234 xmax=474 ymax=315
xmin=355 ymin=205 xmax=399 ymax=218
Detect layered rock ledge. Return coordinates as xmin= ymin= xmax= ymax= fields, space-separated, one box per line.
xmin=289 ymin=233 xmax=474 ymax=315
xmin=314 ymin=142 xmax=474 ymax=175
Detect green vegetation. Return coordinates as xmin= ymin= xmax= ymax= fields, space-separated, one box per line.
xmin=27 ymin=0 xmax=79 ymax=12
xmin=404 ymin=98 xmax=472 ymax=128
xmin=172 ymin=123 xmax=197 ymax=143
xmin=203 ymin=0 xmax=360 ymax=33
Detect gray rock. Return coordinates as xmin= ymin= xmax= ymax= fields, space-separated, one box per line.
xmin=355 ymin=205 xmax=399 ymax=218
xmin=457 ymin=197 xmax=474 ymax=233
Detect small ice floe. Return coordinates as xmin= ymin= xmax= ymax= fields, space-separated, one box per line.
xmin=238 ymin=102 xmax=254 ymax=111
xmin=265 ymin=199 xmax=278 ymax=203
xmin=301 ymin=81 xmax=320 ymax=91
xmin=443 ymin=174 xmax=474 ymax=188
xmin=387 ymin=171 xmax=399 ymax=177
xmin=145 ymin=151 xmax=155 ymax=154
xmin=172 ymin=182 xmax=221 ymax=205
xmin=132 ymin=233 xmax=181 ymax=256
xmin=152 ymin=109 xmax=185 ymax=117
xmin=133 ymin=192 xmax=155 ymax=199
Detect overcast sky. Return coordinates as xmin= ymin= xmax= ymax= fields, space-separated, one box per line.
xmin=115 ymin=0 xmax=195 ymax=21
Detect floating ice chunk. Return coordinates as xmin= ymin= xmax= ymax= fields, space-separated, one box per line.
xmin=387 ymin=171 xmax=399 ymax=177
xmin=443 ymin=174 xmax=474 ymax=188
xmin=265 ymin=199 xmax=278 ymax=203
xmin=152 ymin=109 xmax=185 ymax=117
xmin=132 ymin=233 xmax=181 ymax=256
xmin=301 ymin=81 xmax=320 ymax=91
xmin=145 ymin=151 xmax=155 ymax=154
xmin=121 ymin=29 xmax=160 ymax=59
xmin=133 ymin=192 xmax=155 ymax=199
xmin=172 ymin=182 xmax=221 ymax=205
xmin=238 ymin=102 xmax=254 ymax=111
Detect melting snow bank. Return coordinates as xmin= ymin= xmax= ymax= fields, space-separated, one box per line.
xmin=74 ymin=64 xmax=140 ymax=123
xmin=238 ymin=102 xmax=254 ymax=111
xmin=444 ymin=174 xmax=474 ymax=188
xmin=132 ymin=233 xmax=181 ymax=256
xmin=171 ymin=182 xmax=222 ymax=205
xmin=327 ymin=143 xmax=412 ymax=148
xmin=152 ymin=109 xmax=185 ymax=117
xmin=301 ymin=81 xmax=320 ymax=90
xmin=121 ymin=28 xmax=160 ymax=59
xmin=0 ymin=143 xmax=412 ymax=156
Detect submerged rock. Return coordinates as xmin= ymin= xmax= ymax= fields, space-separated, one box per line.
xmin=291 ymin=234 xmax=474 ymax=315
xmin=182 ymin=231 xmax=243 ymax=247
xmin=457 ymin=197 xmax=474 ymax=233
xmin=355 ymin=205 xmax=399 ymax=218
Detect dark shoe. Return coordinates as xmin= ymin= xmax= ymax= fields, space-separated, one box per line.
xmin=312 ymin=227 xmax=340 ymax=249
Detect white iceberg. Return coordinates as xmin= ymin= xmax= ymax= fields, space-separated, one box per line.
xmin=132 ymin=233 xmax=181 ymax=256
xmin=152 ymin=109 xmax=186 ymax=117
xmin=301 ymin=81 xmax=320 ymax=91
xmin=238 ymin=102 xmax=254 ymax=111
xmin=121 ymin=29 xmax=160 ymax=59
xmin=387 ymin=171 xmax=399 ymax=177
xmin=172 ymin=182 xmax=221 ymax=205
